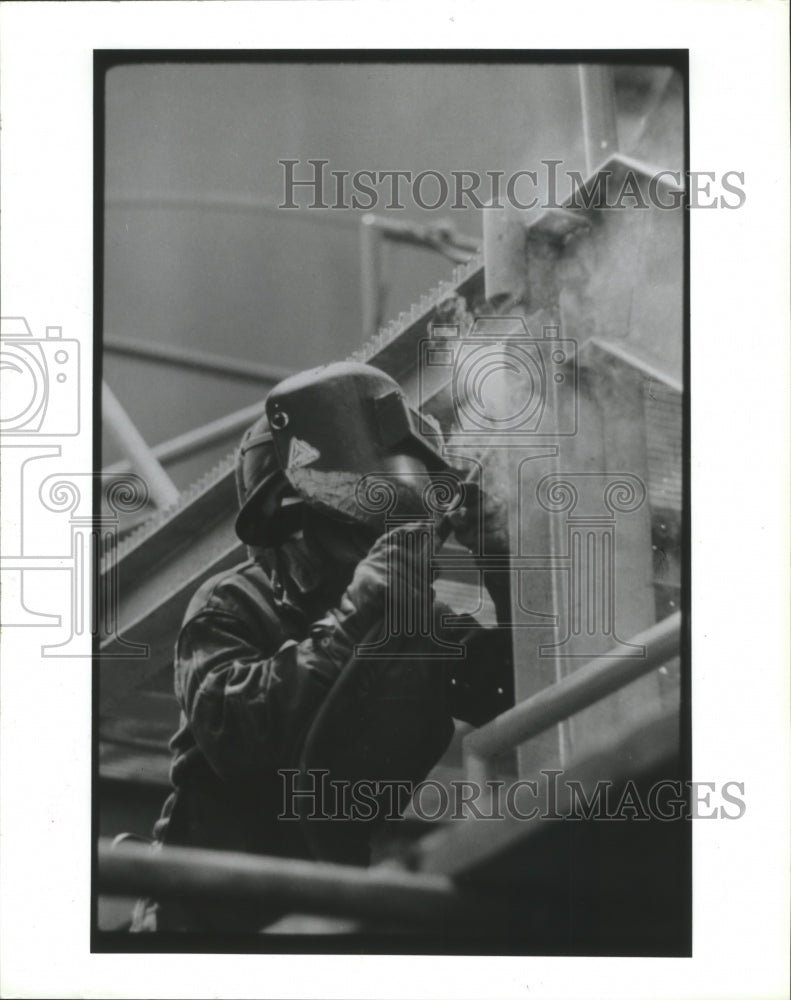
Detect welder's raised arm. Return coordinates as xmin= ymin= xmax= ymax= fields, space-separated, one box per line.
xmin=173 ymin=527 xmax=433 ymax=782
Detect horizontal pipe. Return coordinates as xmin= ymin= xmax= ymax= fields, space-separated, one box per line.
xmin=105 ymin=335 xmax=295 ymax=385
xmin=105 ymin=192 xmax=360 ymax=228
xmin=104 ymin=196 xmax=480 ymax=254
xmin=464 ymin=612 xmax=681 ymax=772
xmin=104 ymin=400 xmax=267 ymax=476
xmin=362 ymin=213 xmax=479 ymax=254
xmin=98 ymin=840 xmax=502 ymax=928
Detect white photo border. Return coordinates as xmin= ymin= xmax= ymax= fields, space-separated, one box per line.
xmin=1 ymin=2 xmax=788 ymax=998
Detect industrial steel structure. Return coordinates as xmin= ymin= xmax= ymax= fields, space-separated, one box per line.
xmin=96 ymin=65 xmax=686 ymax=949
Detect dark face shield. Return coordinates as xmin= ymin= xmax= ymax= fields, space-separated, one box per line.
xmin=234 ymin=420 xmax=305 ymax=547
xmin=285 ymin=452 xmax=455 ymax=534
xmin=264 ymin=361 xmax=463 ymax=535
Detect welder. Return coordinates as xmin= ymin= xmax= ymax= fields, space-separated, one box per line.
xmin=132 ymin=361 xmax=513 ymax=933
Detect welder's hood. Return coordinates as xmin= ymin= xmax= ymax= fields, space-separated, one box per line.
xmin=262 ymin=361 xmax=449 ymax=517
xmin=234 ymin=417 xmax=305 ymax=547
xmin=236 ymin=362 xmax=450 ymax=541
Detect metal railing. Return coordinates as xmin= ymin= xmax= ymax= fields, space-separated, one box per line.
xmin=463 ymin=611 xmax=681 ymax=784
xmin=98 ymin=839 xmax=504 ymax=929
xmin=360 ymin=213 xmax=479 ymax=342
xmin=98 ymin=612 xmax=682 ymax=922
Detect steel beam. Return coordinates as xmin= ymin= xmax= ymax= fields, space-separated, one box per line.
xmin=100 ymin=466 xmax=242 ymax=710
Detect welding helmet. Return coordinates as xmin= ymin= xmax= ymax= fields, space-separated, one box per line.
xmin=234 ymin=415 xmax=305 ymax=546
xmin=262 ymin=362 xmax=451 ymax=528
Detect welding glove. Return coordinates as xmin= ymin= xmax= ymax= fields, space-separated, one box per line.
xmin=444 ymin=484 xmax=512 ymax=624
xmin=444 ymin=483 xmax=510 ymax=556
xmin=312 ymin=522 xmax=437 ymax=661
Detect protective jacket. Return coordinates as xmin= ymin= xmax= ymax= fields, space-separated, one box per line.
xmin=140 ymin=528 xmax=512 ymax=932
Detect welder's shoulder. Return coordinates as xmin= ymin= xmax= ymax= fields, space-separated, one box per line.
xmin=182 ymin=558 xmax=279 ymax=627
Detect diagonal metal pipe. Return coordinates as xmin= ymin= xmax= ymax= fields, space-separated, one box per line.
xmin=464 ymin=611 xmax=682 ymax=783
xmin=102 ymin=382 xmax=181 ymax=510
